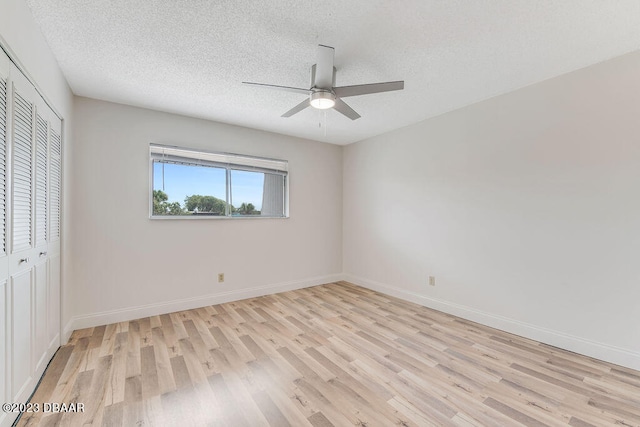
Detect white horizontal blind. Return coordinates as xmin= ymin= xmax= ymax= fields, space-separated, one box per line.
xmin=150 ymin=144 xmax=288 ymax=174
xmin=261 ymin=173 xmax=285 ymax=217
xmin=49 ymin=128 xmax=61 ymax=240
xmin=35 ymin=114 xmax=47 ymax=246
xmin=12 ymin=91 xmax=33 ymax=252
xmin=0 ymin=76 xmax=6 ymax=254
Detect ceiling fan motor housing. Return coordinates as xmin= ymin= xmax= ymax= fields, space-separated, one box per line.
xmin=310 ymin=89 xmax=336 ymax=109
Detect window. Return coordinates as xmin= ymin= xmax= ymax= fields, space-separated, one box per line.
xmin=150 ymin=144 xmax=288 ymax=218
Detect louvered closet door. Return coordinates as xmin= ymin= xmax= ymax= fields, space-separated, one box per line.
xmin=33 ymin=107 xmax=52 ymax=374
xmin=47 ymin=117 xmax=61 ymax=349
xmin=39 ymin=102 xmax=61 ymax=357
xmin=23 ymin=75 xmax=60 ymax=380
xmin=8 ymin=63 xmax=38 ymax=406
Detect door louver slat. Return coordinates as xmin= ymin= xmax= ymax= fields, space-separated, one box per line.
xmin=50 ymin=129 xmax=61 ymax=240
xmin=0 ymin=77 xmax=6 ymax=254
xmin=12 ymin=91 xmax=33 ymax=252
xmin=35 ymin=114 xmax=47 ymax=246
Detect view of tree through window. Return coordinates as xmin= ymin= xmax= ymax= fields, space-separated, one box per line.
xmin=153 ymin=163 xmax=227 ymax=216
xmin=230 ymin=169 xmax=263 ymax=216
xmin=150 ymin=145 xmax=287 ymax=218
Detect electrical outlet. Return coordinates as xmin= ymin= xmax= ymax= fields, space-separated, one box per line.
xmin=429 ymin=276 xmax=436 ymax=286
xmin=218 ymin=273 xmax=224 ymax=283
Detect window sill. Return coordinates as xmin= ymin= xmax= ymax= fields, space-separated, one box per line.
xmin=149 ymin=215 xmax=289 ymax=220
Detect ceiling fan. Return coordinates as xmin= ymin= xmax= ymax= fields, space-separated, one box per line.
xmin=243 ymin=44 xmax=404 ymax=120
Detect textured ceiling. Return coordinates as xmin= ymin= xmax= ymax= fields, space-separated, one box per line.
xmin=26 ymin=0 xmax=640 ymax=145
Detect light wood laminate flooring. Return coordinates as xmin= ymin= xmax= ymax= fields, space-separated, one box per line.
xmin=18 ymin=282 xmax=640 ymax=426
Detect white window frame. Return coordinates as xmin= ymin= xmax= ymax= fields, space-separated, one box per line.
xmin=149 ymin=144 xmax=289 ymax=219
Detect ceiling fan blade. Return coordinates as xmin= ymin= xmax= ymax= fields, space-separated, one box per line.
xmin=333 ymin=98 xmax=361 ymax=120
xmin=242 ymin=82 xmax=310 ymax=95
xmin=334 ymin=81 xmax=404 ymax=98
xmin=313 ymin=45 xmax=335 ymax=89
xmin=281 ymin=98 xmax=311 ymax=117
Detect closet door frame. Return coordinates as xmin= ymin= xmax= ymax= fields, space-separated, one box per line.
xmin=0 ymin=46 xmax=11 ymax=427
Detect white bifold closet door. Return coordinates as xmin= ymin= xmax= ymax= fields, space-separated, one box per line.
xmin=0 ymin=47 xmax=62 ymax=427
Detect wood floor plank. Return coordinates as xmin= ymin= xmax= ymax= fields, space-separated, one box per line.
xmin=125 ymin=320 xmax=141 ymax=379
xmin=140 ymin=345 xmax=160 ymax=398
xmin=78 ymin=354 xmax=112 ymax=426
xmin=307 ymin=411 xmax=334 ymax=427
xmin=207 ymin=373 xmax=251 ymax=427
xmin=19 ymin=282 xmax=640 ymax=426
xmin=104 ymin=331 xmax=127 ymax=406
xmin=168 ymin=355 xmax=191 ymax=390
xmin=252 ymin=390 xmax=293 ymax=427
xmin=484 ymin=396 xmax=551 ymax=427
xmin=101 ymin=402 xmax=123 ymax=427
xmin=150 ymin=326 xmax=176 ymax=394
xmin=222 ymin=371 xmax=270 ymax=426
xmin=158 ymin=390 xmax=184 ymax=426
xmin=122 ymin=400 xmax=143 ymax=427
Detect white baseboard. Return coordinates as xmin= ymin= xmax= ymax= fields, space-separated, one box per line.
xmin=63 ymin=273 xmax=344 ymax=342
xmin=344 ymin=274 xmax=640 ymax=371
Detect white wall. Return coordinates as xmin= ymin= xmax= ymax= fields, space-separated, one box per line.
xmin=0 ymin=0 xmax=74 ymax=340
xmin=343 ymin=50 xmax=640 ymax=370
xmin=68 ymin=97 xmax=342 ymax=332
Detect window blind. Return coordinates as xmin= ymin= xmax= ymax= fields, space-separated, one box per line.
xmin=261 ymin=173 xmax=285 ymax=217
xmin=150 ymin=144 xmax=288 ymax=175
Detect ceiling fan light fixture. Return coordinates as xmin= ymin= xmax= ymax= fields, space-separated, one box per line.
xmin=310 ymin=90 xmax=336 ymax=109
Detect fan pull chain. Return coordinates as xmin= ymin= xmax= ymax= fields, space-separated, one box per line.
xmin=324 ymin=111 xmax=328 ymax=136
xmin=318 ymin=110 xmax=328 ymax=136
xmin=318 ymin=110 xmax=327 ymax=136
